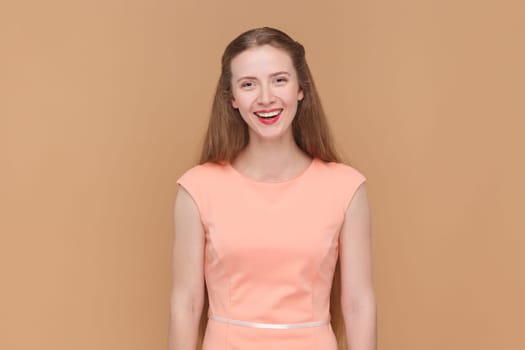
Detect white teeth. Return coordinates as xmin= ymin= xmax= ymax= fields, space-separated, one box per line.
xmin=255 ymin=110 xmax=281 ymax=118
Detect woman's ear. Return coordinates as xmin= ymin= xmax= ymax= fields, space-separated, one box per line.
xmin=231 ymin=98 xmax=239 ymax=109
xmin=298 ymin=89 xmax=304 ymax=101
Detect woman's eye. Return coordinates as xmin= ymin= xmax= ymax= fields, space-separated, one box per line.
xmin=241 ymin=81 xmax=254 ymax=88
xmin=276 ymin=77 xmax=288 ymax=84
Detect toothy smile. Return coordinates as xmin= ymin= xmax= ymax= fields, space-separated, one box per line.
xmin=254 ymin=109 xmax=283 ymax=118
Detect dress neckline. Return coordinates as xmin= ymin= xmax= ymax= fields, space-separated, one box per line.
xmin=226 ymin=157 xmax=317 ymax=185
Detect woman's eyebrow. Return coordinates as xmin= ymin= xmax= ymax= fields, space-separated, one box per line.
xmin=236 ymin=71 xmax=291 ymax=82
xmin=271 ymin=71 xmax=291 ymax=77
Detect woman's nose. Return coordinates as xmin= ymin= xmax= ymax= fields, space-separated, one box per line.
xmin=257 ymin=85 xmax=276 ymax=105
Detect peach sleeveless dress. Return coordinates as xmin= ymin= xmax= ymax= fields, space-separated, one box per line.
xmin=176 ymin=157 xmax=366 ymax=350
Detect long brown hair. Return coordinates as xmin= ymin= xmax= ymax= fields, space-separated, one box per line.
xmin=195 ymin=27 xmax=349 ymax=350
xmin=199 ymin=26 xmax=344 ymax=165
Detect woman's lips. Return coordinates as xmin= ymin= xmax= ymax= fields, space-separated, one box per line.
xmin=254 ymin=109 xmax=282 ymax=125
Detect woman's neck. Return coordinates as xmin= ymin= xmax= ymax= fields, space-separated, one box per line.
xmin=231 ymin=134 xmax=312 ymax=182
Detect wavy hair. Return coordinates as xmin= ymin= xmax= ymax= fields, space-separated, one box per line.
xmin=196 ymin=27 xmax=350 ymax=350
xmin=199 ymin=26 xmax=344 ymax=165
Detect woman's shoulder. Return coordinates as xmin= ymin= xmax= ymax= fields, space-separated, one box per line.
xmin=177 ymin=161 xmax=227 ymax=183
xmin=316 ymin=159 xmax=367 ymax=182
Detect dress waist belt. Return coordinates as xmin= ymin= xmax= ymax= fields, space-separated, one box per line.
xmin=208 ymin=315 xmax=330 ymax=329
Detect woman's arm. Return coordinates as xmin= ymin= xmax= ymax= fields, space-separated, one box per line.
xmin=168 ymin=186 xmax=205 ymax=350
xmin=339 ymin=184 xmax=377 ymax=350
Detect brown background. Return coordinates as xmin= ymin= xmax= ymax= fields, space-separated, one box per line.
xmin=1 ymin=0 xmax=524 ymax=349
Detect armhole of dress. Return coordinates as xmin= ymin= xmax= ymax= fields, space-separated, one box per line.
xmin=176 ymin=178 xmax=207 ymax=230
xmin=342 ymin=173 xmax=367 ymax=215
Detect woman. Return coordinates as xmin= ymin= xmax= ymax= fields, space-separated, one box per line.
xmin=170 ymin=27 xmax=376 ymax=350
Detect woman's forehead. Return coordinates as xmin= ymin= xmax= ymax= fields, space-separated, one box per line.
xmin=230 ymin=45 xmax=294 ymax=78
